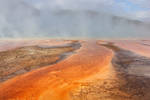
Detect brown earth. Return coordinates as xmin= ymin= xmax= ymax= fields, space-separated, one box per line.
xmin=67 ymin=41 xmax=150 ymax=100
xmin=111 ymin=40 xmax=150 ymax=57
xmin=98 ymin=41 xmax=150 ymax=100
xmin=0 ymin=41 xmax=113 ymax=100
xmin=0 ymin=39 xmax=74 ymax=52
xmin=1 ymin=40 xmax=150 ymax=100
xmin=0 ymin=42 xmax=79 ymax=82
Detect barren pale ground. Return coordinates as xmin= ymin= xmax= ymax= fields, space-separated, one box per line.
xmin=0 ymin=39 xmax=150 ymax=100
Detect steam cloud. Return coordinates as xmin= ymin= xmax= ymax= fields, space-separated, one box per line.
xmin=0 ymin=0 xmax=150 ymax=39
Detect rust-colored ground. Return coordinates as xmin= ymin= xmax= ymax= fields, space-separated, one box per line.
xmin=111 ymin=40 xmax=150 ymax=57
xmin=0 ymin=41 xmax=113 ymax=100
xmin=0 ymin=45 xmax=76 ymax=82
xmin=1 ymin=40 xmax=150 ymax=100
xmin=0 ymin=39 xmax=73 ymax=52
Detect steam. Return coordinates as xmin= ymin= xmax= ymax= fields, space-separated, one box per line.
xmin=0 ymin=0 xmax=150 ymax=39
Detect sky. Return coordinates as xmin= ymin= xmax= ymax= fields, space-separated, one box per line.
xmin=0 ymin=0 xmax=150 ymax=38
xmin=25 ymin=0 xmax=150 ymax=21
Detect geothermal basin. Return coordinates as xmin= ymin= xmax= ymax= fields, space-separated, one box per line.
xmin=0 ymin=39 xmax=150 ymax=100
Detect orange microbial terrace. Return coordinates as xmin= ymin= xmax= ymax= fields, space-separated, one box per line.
xmin=1 ymin=40 xmax=150 ymax=100
xmin=0 ymin=40 xmax=113 ymax=100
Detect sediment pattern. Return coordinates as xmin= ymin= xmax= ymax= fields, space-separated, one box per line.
xmin=70 ymin=42 xmax=150 ymax=100
xmin=1 ymin=40 xmax=150 ymax=100
xmin=0 ymin=42 xmax=80 ymax=82
xmin=0 ymin=41 xmax=112 ymax=100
